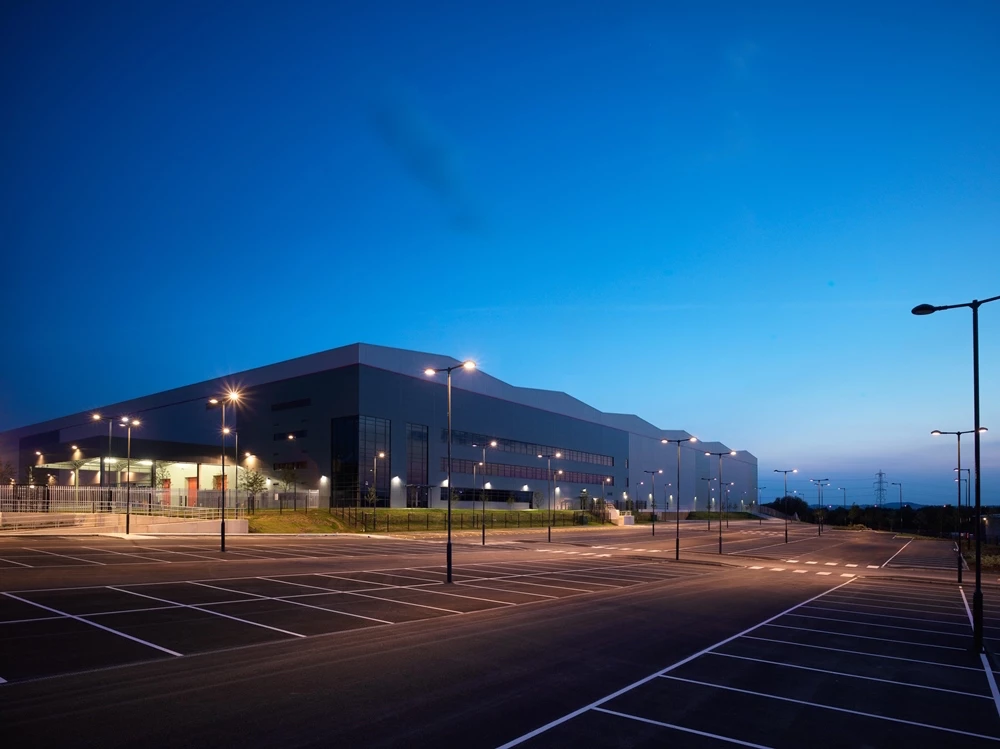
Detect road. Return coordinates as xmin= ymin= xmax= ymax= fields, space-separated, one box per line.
xmin=0 ymin=525 xmax=996 ymax=747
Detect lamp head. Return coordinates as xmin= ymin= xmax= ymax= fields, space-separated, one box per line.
xmin=462 ymin=360 xmax=476 ymax=370
xmin=209 ymin=398 xmax=219 ymax=404
xmin=227 ymin=390 xmax=240 ymax=402
xmin=980 ymin=427 xmax=989 ymax=433
xmin=490 ymin=440 xmax=497 ymax=447
xmin=378 ymin=452 xmax=385 ymax=459
xmin=92 ymin=413 xmax=101 ymax=421
xmin=911 ymin=303 xmax=937 ymax=316
xmin=689 ymin=436 xmax=698 ymax=442
xmin=424 ymin=368 xmax=436 ymax=376
xmin=223 ymin=427 xmax=231 ymax=434
xmin=931 ymin=430 xmax=942 ymax=436
xmin=729 ymin=451 xmax=737 ymax=456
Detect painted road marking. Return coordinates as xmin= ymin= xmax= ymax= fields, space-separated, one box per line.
xmin=749 ymin=566 xmax=764 ymax=570
xmin=817 ymin=572 xmax=832 ymax=576
xmin=868 ymin=565 xmax=880 ymax=569
xmin=770 ymin=568 xmax=785 ymax=572
xmin=806 ymin=561 xmax=818 ymax=565
xmin=881 ymin=538 xmax=913 ymax=567
xmin=591 ymin=708 xmax=772 ymax=749
xmin=846 ymin=564 xmax=858 ymax=568
xmin=825 ymin=562 xmax=838 ymax=566
xmin=793 ymin=570 xmax=808 ymax=574
xmin=840 ymin=574 xmax=856 ymax=578
xmin=2 ymin=592 xmax=182 ymax=657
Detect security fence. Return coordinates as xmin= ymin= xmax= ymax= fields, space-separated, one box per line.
xmin=0 ymin=485 xmax=245 ymax=519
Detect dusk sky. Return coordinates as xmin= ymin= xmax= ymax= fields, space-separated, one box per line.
xmin=2 ymin=1 xmax=998 ymax=505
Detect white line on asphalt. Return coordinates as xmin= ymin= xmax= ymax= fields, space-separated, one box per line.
xmin=109 ymin=586 xmax=306 ymax=638
xmin=824 ymin=562 xmax=837 ymax=566
xmin=0 ymin=556 xmax=33 ymax=568
xmin=708 ymin=651 xmax=988 ymax=699
xmin=749 ymin=566 xmax=764 ymax=570
xmin=769 ymin=568 xmax=785 ymax=572
xmin=741 ymin=635 xmax=984 ymax=672
xmin=881 ymin=539 xmax=913 ymax=567
xmin=591 ymin=708 xmax=774 ymax=749
xmin=658 ymin=675 xmax=1000 ymax=742
xmin=78 ymin=546 xmax=171 ymax=563
xmin=142 ymin=545 xmax=225 ymax=562
xmin=817 ymin=572 xmax=832 ymax=576
xmin=764 ymin=622 xmax=966 ymax=650
xmin=343 ymin=590 xmax=461 ymax=614
xmin=0 ymin=615 xmax=65 ymax=625
xmin=846 ymin=564 xmax=857 ymax=568
xmin=793 ymin=570 xmax=808 ymax=574
xmin=840 ymin=574 xmax=855 ymax=578
xmin=22 ymin=547 xmax=105 ymax=566
xmin=786 ymin=560 xmax=799 ymax=563
xmin=787 ymin=612 xmax=965 ymax=637
xmin=494 ymin=578 xmax=857 ymax=749
xmin=187 ymin=581 xmax=394 ymax=624
xmin=982 ymin=653 xmax=1000 ymax=722
xmin=961 ymin=587 xmax=974 ymax=628
xmin=819 ymin=597 xmax=968 ymax=617
xmin=867 ymin=565 xmax=880 ymax=569
xmin=405 ymin=586 xmax=515 ymax=606
xmin=1 ymin=592 xmax=182 ymax=656
xmin=456 ymin=582 xmax=558 ymax=599
xmin=806 ymin=561 xmax=818 ymax=565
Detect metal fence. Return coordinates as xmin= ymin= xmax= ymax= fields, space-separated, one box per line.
xmin=0 ymin=485 xmax=244 ymax=519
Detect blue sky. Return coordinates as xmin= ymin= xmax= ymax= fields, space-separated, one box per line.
xmin=1 ymin=0 xmax=998 ymax=505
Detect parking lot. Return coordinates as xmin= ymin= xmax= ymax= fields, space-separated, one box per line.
xmin=0 ymin=555 xmax=706 ymax=683
xmin=499 ymin=576 xmax=1000 ymax=747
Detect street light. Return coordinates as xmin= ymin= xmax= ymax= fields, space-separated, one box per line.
xmin=472 ymin=440 xmax=497 ymax=546
xmin=373 ymin=451 xmax=385 ymax=531
xmin=756 ymin=486 xmax=766 ymax=526
xmin=933 ymin=429 xmax=987 ymax=550
xmin=424 ymin=360 xmax=477 ymax=583
xmin=208 ymin=389 xmax=241 ymax=552
xmin=118 ymin=418 xmax=140 ymax=534
xmin=774 ymin=468 xmax=797 ymax=542
xmin=662 ymin=436 xmax=697 ymax=560
xmin=891 ymin=482 xmax=903 ymax=531
xmin=957 ymin=467 xmax=972 ymax=547
xmin=706 ymin=451 xmax=736 ymax=554
xmin=810 ymin=478 xmax=829 ymax=535
xmin=699 ymin=477 xmax=715 ymax=531
xmin=537 ymin=452 xmax=563 ymax=542
xmin=913 ymin=294 xmax=1000 ymax=651
xmin=642 ymin=469 xmax=662 ymax=537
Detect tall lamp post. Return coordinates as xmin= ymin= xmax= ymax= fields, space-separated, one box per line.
xmin=472 ymin=440 xmax=496 ymax=546
xmin=757 ymin=485 xmax=766 ymax=525
xmin=373 ymin=451 xmax=385 ymax=530
xmin=957 ymin=468 xmax=972 ymax=547
xmin=707 ymin=450 xmax=736 ymax=554
xmin=699 ymin=477 xmax=715 ymax=530
xmin=119 ymin=418 xmax=139 ymax=534
xmin=774 ymin=468 xmax=797 ymax=543
xmin=92 ymin=414 xmax=117 ymax=510
xmin=537 ymin=453 xmax=563 ymax=542
xmin=913 ymin=294 xmax=1000 ymax=651
xmin=424 ymin=360 xmax=477 ymax=583
xmin=642 ymin=469 xmax=662 ymax=537
xmin=890 ymin=482 xmax=903 ymax=531
xmin=934 ymin=429 xmax=987 ymax=548
xmin=208 ymin=390 xmax=241 ymax=553
xmin=810 ymin=478 xmax=829 ymax=535
xmin=662 ymin=436 xmax=697 ymax=560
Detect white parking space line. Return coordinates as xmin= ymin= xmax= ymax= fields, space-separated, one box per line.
xmin=707 ymin=651 xmax=988 ymax=699
xmin=456 ymin=583 xmax=558 ymax=599
xmin=0 ymin=556 xmax=33 ymax=568
xmin=2 ymin=592 xmax=182 ymax=656
xmin=867 ymin=565 xmax=880 ymax=569
xmin=78 ymin=546 xmax=172 ymax=563
xmin=591 ymin=707 xmax=773 ymax=749
xmin=143 ymin=546 xmax=225 ymax=562
xmin=881 ymin=539 xmax=914 ymax=566
xmin=22 ymin=547 xmax=105 ymax=566
xmin=658 ymin=675 xmax=1000 ymax=742
xmin=819 ymin=598 xmax=969 ymax=618
xmin=825 ymin=591 xmax=965 ymax=610
xmin=806 ymin=561 xmax=818 ymax=565
xmin=407 ymin=587 xmax=515 ymax=606
xmin=824 ymin=562 xmax=837 ymax=566
xmin=495 ymin=578 xmax=856 ymax=748
xmin=0 ymin=615 xmax=66 ymax=625
xmin=788 ymin=612 xmax=967 ymax=637
xmin=742 ymin=635 xmax=984 ymax=672
xmin=344 ymin=590 xmax=462 ymax=614
xmin=109 ymin=586 xmax=307 ymax=638
xmin=817 ymin=572 xmax=832 ymax=576
xmin=793 ymin=570 xmax=808 ymax=574
xmin=764 ymin=622 xmax=967 ymax=650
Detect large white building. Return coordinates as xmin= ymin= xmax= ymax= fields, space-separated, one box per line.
xmin=0 ymin=343 xmax=758 ymax=513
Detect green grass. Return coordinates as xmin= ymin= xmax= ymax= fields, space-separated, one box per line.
xmin=963 ymin=543 xmax=1000 ymax=572
xmin=329 ymin=507 xmax=602 ymax=534
xmin=247 ymin=510 xmax=350 ymax=534
xmin=684 ymin=511 xmax=756 ymax=521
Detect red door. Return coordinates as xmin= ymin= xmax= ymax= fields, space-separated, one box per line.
xmin=187 ymin=477 xmax=198 ymax=507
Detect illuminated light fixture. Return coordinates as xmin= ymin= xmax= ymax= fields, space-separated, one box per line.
xmin=462 ymin=360 xmax=476 ymax=370
xmin=71 ymin=445 xmax=78 ymax=450
xmin=35 ymin=451 xmax=41 ymax=456
xmin=209 ymin=398 xmax=219 ymax=404
xmin=92 ymin=414 xmax=101 ymax=421
xmin=245 ymin=452 xmax=252 ymax=458
xmin=423 ymin=368 xmax=435 ymax=376
xmin=227 ymin=390 xmax=240 ymax=402
xmin=223 ymin=427 xmax=231 ymax=435
xmin=288 ymin=434 xmax=295 ymax=440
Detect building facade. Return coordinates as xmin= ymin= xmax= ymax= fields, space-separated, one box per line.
xmin=0 ymin=344 xmax=758 ymax=513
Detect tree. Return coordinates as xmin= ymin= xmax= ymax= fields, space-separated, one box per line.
xmin=153 ymin=462 xmax=174 ymax=488
xmin=0 ymin=460 xmax=16 ymax=484
xmin=278 ymin=466 xmax=298 ymax=510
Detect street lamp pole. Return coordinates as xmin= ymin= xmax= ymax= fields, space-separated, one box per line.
xmin=707 ymin=451 xmax=736 ymax=554
xmin=119 ymin=418 xmax=139 ymax=534
xmin=425 ymin=360 xmax=477 ymax=583
xmin=891 ymin=482 xmax=903 ymax=530
xmin=934 ymin=429 xmax=987 ymax=549
xmin=913 ymin=293 xmax=1000 ymax=651
xmin=699 ymin=477 xmax=715 ymax=531
xmin=810 ymin=478 xmax=829 ymax=536
xmin=537 ymin=453 xmax=562 ymax=542
xmin=662 ymin=437 xmax=696 ymax=560
xmin=472 ymin=441 xmax=496 ymax=546
xmin=757 ymin=486 xmax=766 ymax=526
xmin=774 ymin=469 xmax=797 ymax=543
xmin=373 ymin=451 xmax=385 ymax=530
xmin=209 ymin=390 xmax=241 ymax=553
xmin=643 ymin=469 xmax=662 ymax=537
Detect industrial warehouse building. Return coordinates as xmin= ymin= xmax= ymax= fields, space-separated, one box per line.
xmin=0 ymin=344 xmax=758 ymax=514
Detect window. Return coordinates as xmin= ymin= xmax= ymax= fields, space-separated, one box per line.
xmin=406 ymin=423 xmax=429 ymax=508
xmin=444 ymin=430 xmax=614 ymax=467
xmin=360 ymin=416 xmax=391 ymax=507
xmin=329 ymin=415 xmax=391 ymax=508
xmin=441 ymin=457 xmax=612 ymax=486
xmin=331 ymin=416 xmax=359 ymax=507
xmin=273 ymin=461 xmax=308 ymax=471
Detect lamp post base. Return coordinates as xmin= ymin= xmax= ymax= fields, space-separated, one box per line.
xmin=446 ymin=542 xmax=452 ymax=583
xmin=675 ymin=537 xmax=679 ymax=561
